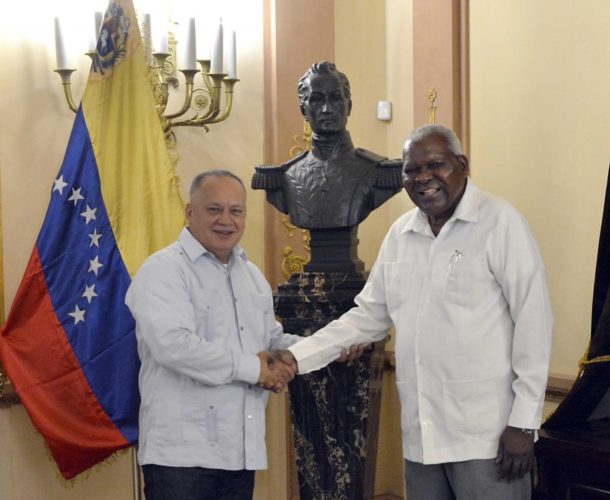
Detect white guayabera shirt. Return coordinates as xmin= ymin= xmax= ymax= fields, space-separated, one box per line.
xmin=290 ymin=180 xmax=553 ymax=464
xmin=126 ymin=228 xmax=299 ymax=470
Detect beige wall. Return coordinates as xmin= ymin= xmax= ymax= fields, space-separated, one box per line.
xmin=469 ymin=0 xmax=610 ymax=378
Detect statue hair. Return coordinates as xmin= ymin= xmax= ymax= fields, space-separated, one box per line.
xmin=297 ymin=61 xmax=351 ymax=107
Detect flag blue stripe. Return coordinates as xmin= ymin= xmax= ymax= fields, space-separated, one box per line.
xmin=36 ymin=109 xmax=139 ymax=443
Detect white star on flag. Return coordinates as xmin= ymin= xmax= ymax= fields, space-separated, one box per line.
xmin=68 ymin=187 xmax=85 ymax=206
xmin=53 ymin=175 xmax=69 ymax=195
xmin=88 ymin=255 xmax=103 ymax=275
xmin=68 ymin=305 xmax=86 ymax=325
xmin=82 ymin=284 xmax=98 ymax=304
xmin=80 ymin=205 xmax=97 ymax=224
xmin=88 ymin=229 xmax=102 ymax=248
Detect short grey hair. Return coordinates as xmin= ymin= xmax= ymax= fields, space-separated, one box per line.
xmin=297 ymin=61 xmax=351 ymax=107
xmin=189 ymin=169 xmax=246 ymax=197
xmin=404 ymin=124 xmax=463 ymax=155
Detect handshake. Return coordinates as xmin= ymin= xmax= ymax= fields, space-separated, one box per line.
xmin=256 ymin=345 xmax=365 ymax=393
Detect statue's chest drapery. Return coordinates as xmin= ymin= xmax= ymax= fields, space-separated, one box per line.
xmin=283 ymin=153 xmax=375 ymax=228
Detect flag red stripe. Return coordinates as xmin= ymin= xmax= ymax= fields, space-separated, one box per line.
xmin=1 ymin=248 xmax=129 ymax=479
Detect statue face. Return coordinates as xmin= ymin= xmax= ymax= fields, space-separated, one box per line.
xmin=301 ymin=73 xmax=351 ymax=135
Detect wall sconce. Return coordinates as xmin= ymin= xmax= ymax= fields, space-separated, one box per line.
xmin=53 ymin=10 xmax=239 ymax=141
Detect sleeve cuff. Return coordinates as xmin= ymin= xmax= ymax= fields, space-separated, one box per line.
xmin=288 ymin=341 xmax=342 ymax=374
xmin=234 ymin=353 xmax=260 ymax=385
xmin=508 ymin=396 xmax=544 ymax=429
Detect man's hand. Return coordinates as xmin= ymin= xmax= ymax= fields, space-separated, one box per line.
xmin=335 ymin=344 xmax=366 ymax=364
xmin=496 ymin=426 xmax=535 ymax=481
xmin=272 ymin=349 xmax=298 ymax=374
xmin=256 ymin=351 xmax=295 ymax=393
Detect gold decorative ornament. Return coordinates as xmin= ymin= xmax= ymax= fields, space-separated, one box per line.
xmin=279 ymin=122 xmax=312 ymax=279
xmin=428 ymin=88 xmax=438 ymax=124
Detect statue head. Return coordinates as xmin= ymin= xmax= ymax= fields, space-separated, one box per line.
xmin=297 ymin=61 xmax=352 ymax=135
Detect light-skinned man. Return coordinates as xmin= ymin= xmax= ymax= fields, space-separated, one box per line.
xmin=126 ymin=170 xmax=300 ymax=499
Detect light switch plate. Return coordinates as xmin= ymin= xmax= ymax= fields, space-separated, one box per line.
xmin=377 ymin=100 xmax=392 ymax=121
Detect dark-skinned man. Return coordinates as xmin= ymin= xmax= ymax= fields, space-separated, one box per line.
xmin=277 ymin=124 xmax=553 ymax=500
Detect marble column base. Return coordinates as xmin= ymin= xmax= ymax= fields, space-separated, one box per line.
xmin=275 ymin=272 xmax=386 ymax=500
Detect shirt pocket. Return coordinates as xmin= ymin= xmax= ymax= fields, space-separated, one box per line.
xmin=444 ymin=255 xmax=487 ymax=309
xmin=190 ymin=287 xmax=218 ymax=341
xmin=384 ymin=261 xmax=415 ymax=316
xmin=443 ymin=377 xmax=502 ymax=438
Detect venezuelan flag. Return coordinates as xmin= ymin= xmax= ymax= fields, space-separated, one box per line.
xmin=0 ymin=0 xmax=184 ymax=479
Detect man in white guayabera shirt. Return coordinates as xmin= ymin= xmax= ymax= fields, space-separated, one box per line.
xmin=277 ymin=125 xmax=553 ymax=500
xmin=125 ymin=170 xmax=302 ymax=500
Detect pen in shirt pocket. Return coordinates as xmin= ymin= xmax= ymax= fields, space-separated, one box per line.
xmin=448 ymin=249 xmax=463 ymax=272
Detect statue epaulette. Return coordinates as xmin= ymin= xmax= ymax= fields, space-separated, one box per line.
xmin=355 ymin=148 xmax=402 ymax=188
xmin=355 ymin=148 xmax=386 ymax=164
xmin=280 ymin=150 xmax=308 ymax=170
xmin=252 ymin=164 xmax=284 ymax=190
xmin=374 ymin=158 xmax=403 ymax=189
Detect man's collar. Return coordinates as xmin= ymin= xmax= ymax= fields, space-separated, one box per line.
xmin=179 ymin=227 xmax=247 ymax=264
xmin=401 ymin=179 xmax=480 ymax=235
xmin=450 ymin=179 xmax=480 ymax=224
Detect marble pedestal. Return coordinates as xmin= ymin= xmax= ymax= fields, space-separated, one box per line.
xmin=275 ymin=271 xmax=386 ymax=500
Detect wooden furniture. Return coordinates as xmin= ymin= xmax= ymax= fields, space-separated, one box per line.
xmin=534 ymin=422 xmax=610 ymax=499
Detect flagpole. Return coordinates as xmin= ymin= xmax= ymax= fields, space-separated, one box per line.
xmin=132 ymin=447 xmax=142 ymax=500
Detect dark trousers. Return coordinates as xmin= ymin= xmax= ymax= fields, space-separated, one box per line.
xmin=142 ymin=464 xmax=255 ymax=500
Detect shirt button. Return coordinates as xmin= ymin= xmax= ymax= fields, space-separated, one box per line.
xmin=240 ymin=326 xmax=244 ymax=331
xmin=209 ymin=405 xmax=214 ymax=410
xmin=247 ymin=414 xmax=253 ymax=419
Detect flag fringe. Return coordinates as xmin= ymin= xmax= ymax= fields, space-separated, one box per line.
xmin=46 ymin=444 xmax=132 ymax=487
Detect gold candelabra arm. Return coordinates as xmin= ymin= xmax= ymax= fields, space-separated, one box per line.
xmin=164 ymin=69 xmax=198 ymax=119
xmin=208 ymin=78 xmax=239 ymax=124
xmin=169 ymin=73 xmax=228 ymax=128
xmin=152 ymin=52 xmax=176 ymax=116
xmin=54 ymin=69 xmax=78 ymax=113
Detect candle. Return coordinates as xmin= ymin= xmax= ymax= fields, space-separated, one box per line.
xmin=54 ymin=17 xmax=68 ymax=69
xmin=155 ymin=16 xmax=169 ymax=53
xmin=95 ymin=11 xmax=103 ymax=40
xmin=226 ymin=30 xmax=236 ymax=79
xmin=210 ymin=19 xmax=223 ymax=74
xmin=142 ymin=13 xmax=153 ymax=65
xmin=184 ymin=18 xmax=197 ymax=70
xmin=159 ymin=32 xmax=169 ymax=54
xmin=196 ymin=18 xmax=210 ymax=61
xmin=90 ymin=11 xmax=103 ymax=51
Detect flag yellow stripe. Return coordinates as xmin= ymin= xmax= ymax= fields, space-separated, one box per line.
xmin=81 ymin=1 xmax=185 ymax=276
